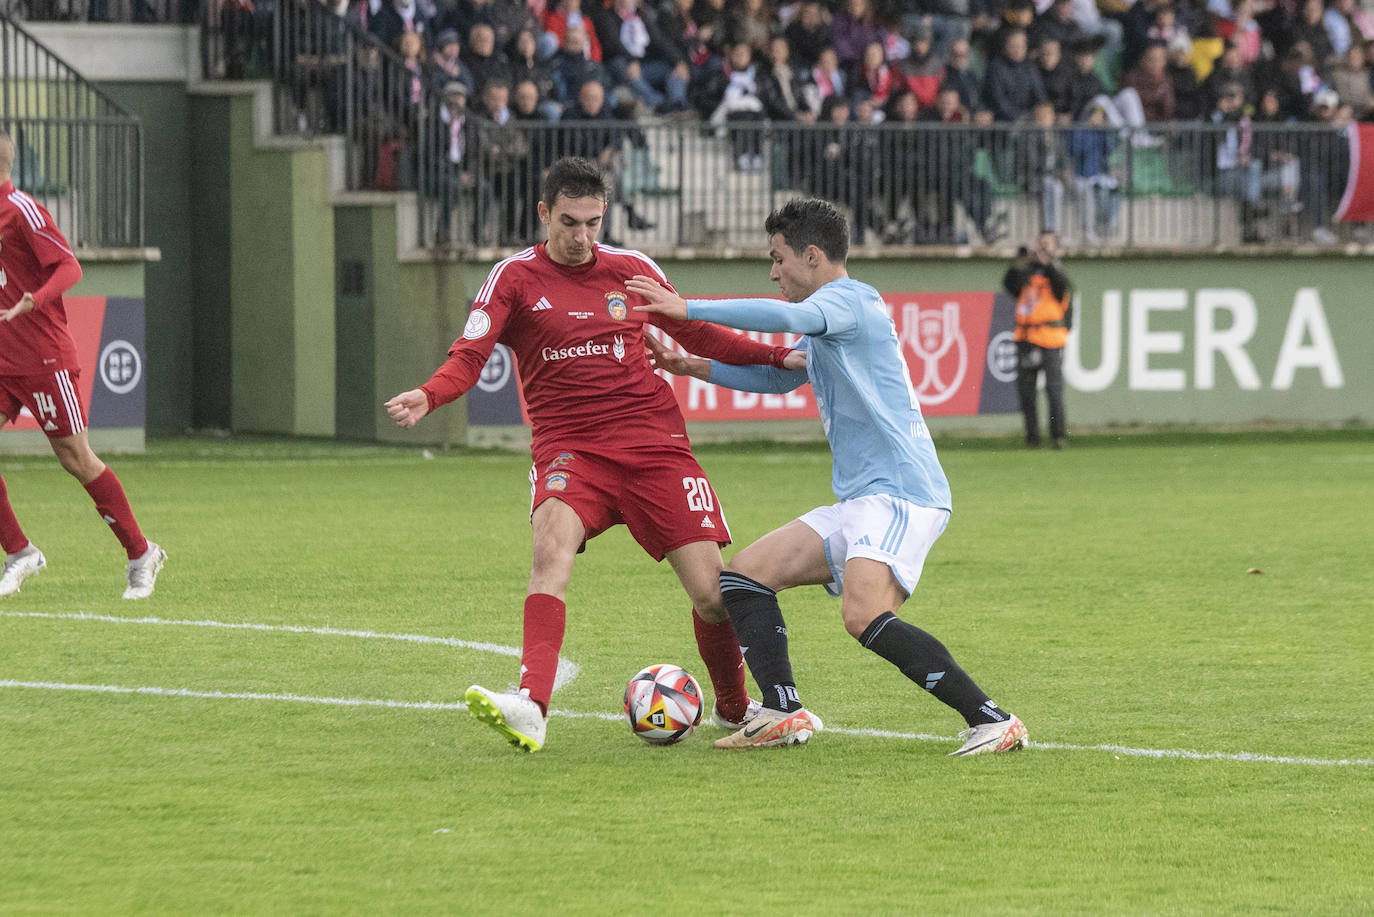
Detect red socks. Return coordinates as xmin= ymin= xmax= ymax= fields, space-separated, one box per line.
xmin=519 ymin=593 xmax=567 ymax=716
xmin=692 ymin=608 xmax=750 ymax=722
xmin=0 ymin=475 xmax=28 ymax=554
xmin=82 ymin=467 xmax=148 ymax=560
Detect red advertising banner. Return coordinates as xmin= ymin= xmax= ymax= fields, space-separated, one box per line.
xmin=654 ymin=291 xmax=1002 ymax=420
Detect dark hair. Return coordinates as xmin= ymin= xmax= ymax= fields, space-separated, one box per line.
xmin=543 ymin=156 xmax=609 ymax=208
xmin=764 ymin=199 xmax=849 ymax=264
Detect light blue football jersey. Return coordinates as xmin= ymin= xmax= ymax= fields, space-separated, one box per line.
xmin=689 ymin=278 xmax=952 ymax=512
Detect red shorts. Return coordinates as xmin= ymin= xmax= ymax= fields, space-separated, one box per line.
xmin=0 ymin=370 xmax=88 ymax=438
xmin=529 ymin=443 xmax=731 ymax=561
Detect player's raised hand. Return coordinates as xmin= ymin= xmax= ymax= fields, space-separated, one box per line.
xmin=644 ymin=333 xmax=709 ymax=380
xmin=384 ymin=389 xmax=430 ymax=427
xmin=626 ymin=275 xmax=688 ymax=319
xmin=0 ymin=292 xmax=36 ymax=323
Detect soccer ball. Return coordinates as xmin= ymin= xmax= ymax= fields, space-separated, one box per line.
xmin=623 ymin=664 xmax=704 ymax=745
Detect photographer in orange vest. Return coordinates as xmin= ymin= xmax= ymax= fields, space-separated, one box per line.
xmin=1003 ymin=230 xmax=1073 ymax=449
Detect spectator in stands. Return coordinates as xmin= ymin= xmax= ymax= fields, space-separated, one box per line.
xmin=1029 ymin=0 xmax=1083 ymax=51
xmin=1066 ymin=0 xmax=1123 ymax=66
xmin=1024 ymin=101 xmax=1069 ymax=232
xmin=696 ymin=41 xmax=771 ymax=169
xmin=393 ymin=30 xmax=429 ymax=110
xmin=1145 ymin=3 xmax=1186 ymax=49
xmin=760 ymin=34 xmax=818 ymax=122
xmin=784 ymin=0 xmax=833 ymax=69
xmin=851 ymin=40 xmax=897 ymax=109
xmin=655 ymin=0 xmax=712 ymax=79
xmin=1254 ymin=41 xmax=1317 ymax=121
xmin=986 ymin=0 xmax=1036 ymax=66
xmin=369 ymin=0 xmax=433 ymax=52
xmin=1323 ymin=0 xmax=1374 ymax=58
xmin=1067 ymin=101 xmax=1119 ymax=243
xmin=900 ymin=25 xmax=947 ymax=109
xmin=431 ymin=28 xmax=476 ymax=96
xmin=473 ymin=80 xmax=533 ymax=243
xmin=918 ymin=83 xmax=1005 ymax=243
xmin=831 ymin=0 xmax=889 ymax=68
xmin=942 ymin=38 xmax=986 ymax=117
xmin=689 ymin=0 xmax=732 ymax=61
xmin=593 ymin=0 xmax=691 ymax=114
xmin=464 ymin=22 xmax=512 ymax=93
xmin=1304 ymin=88 xmax=1349 ymax=243
xmin=1063 ymin=34 xmax=1109 ymax=120
xmin=1217 ymin=0 xmax=1262 ymax=66
xmin=1202 ymin=39 xmax=1253 ymax=111
xmin=1287 ymin=0 xmax=1336 ymax=70
xmin=543 ymin=0 xmax=604 ymax=64
xmin=812 ymin=46 xmax=848 ymax=103
xmin=509 ymin=27 xmax=561 ymax=117
xmin=1037 ymin=39 xmax=1073 ymax=118
xmin=1167 ymin=34 xmax=1206 ymax=119
xmin=551 ymin=25 xmax=606 ymax=105
xmin=445 ymin=0 xmax=522 ymax=49
xmin=433 ymin=80 xmax=476 ymax=242
xmin=1208 ymin=79 xmax=1265 ymax=242
xmin=984 ymin=28 xmax=1048 ymax=121
xmin=1120 ymin=0 xmax=1170 ymax=71
xmin=727 ymin=0 xmax=773 ymax=54
xmin=1118 ymin=40 xmax=1176 ymax=126
xmin=1329 ymin=42 xmax=1374 ymax=120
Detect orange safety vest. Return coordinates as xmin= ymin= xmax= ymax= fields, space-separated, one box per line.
xmin=1013 ymin=273 xmax=1072 ymax=349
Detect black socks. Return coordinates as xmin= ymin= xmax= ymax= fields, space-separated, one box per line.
xmin=719 ymin=572 xmax=802 ymax=713
xmin=859 ymin=611 xmax=1009 ymax=727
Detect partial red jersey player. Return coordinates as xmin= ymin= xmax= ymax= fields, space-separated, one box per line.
xmin=386 ymin=156 xmax=805 ymax=751
xmin=0 ymin=130 xmax=165 ymax=600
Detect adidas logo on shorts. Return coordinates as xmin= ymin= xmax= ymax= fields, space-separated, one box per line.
xmin=700 ymin=515 xmax=715 ymax=529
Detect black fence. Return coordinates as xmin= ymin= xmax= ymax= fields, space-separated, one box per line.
xmin=5 ymin=0 xmax=196 ymax=24
xmin=0 ymin=15 xmax=144 ymax=247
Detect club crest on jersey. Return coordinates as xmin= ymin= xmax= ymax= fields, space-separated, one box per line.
xmin=605 ymin=292 xmax=628 ymax=320
xmin=545 ymin=472 xmax=569 ymax=492
xmin=546 ymin=452 xmax=575 ymax=472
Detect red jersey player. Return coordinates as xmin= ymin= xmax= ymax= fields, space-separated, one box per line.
xmin=386 ymin=156 xmax=805 ymax=751
xmin=0 ymin=130 xmax=165 ymax=600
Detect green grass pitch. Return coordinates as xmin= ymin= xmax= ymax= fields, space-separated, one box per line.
xmin=1 ymin=431 xmax=1371 ymax=915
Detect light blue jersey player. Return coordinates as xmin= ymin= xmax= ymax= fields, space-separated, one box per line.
xmin=628 ymin=199 xmax=1027 ymax=756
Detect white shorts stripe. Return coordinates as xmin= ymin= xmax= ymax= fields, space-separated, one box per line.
xmin=800 ymin=495 xmax=949 ymax=598
xmin=55 ymin=370 xmax=85 ymax=433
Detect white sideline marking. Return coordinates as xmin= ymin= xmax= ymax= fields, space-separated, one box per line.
xmin=5 ymin=613 xmax=1370 ymax=768
xmin=1 ymin=678 xmax=1370 ymax=768
xmin=0 ymin=610 xmax=580 ymax=690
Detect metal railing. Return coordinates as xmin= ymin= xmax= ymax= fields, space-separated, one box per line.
xmin=198 ymin=2 xmax=1359 ymax=254
xmin=0 ymin=15 xmax=144 ymax=247
xmin=415 ymin=119 xmax=1356 ymax=252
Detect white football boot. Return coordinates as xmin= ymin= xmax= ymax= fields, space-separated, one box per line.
xmin=713 ymin=707 xmax=823 ymax=749
xmin=0 ymin=544 xmax=46 ymax=597
xmin=949 ymin=715 xmax=1029 ymax=756
xmin=710 ymin=697 xmax=763 ymax=730
xmin=465 ymin=685 xmax=547 ymax=752
xmin=123 ymin=542 xmax=167 ymax=600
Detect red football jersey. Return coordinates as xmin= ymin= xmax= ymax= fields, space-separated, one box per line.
xmin=421 ymin=242 xmax=790 ymax=455
xmin=0 ymin=180 xmax=82 ymax=375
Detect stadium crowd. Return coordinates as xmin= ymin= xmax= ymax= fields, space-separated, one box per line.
xmin=22 ymin=0 xmax=1374 ymax=243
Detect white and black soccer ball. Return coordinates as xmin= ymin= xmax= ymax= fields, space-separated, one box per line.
xmin=623 ymin=663 xmax=704 ymax=745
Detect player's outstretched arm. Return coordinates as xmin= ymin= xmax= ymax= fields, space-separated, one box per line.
xmin=644 ymin=333 xmax=710 ymax=380
xmin=384 ymin=389 xmax=431 ymax=427
xmin=626 ymin=275 xmax=688 ymax=319
xmin=0 ymin=293 xmax=36 ymax=323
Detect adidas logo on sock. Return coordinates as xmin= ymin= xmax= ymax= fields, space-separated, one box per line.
xmin=925 ymin=671 xmax=945 ymax=690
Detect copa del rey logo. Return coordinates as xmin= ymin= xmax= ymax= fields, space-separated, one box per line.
xmin=900 ymin=300 xmax=969 ymax=407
